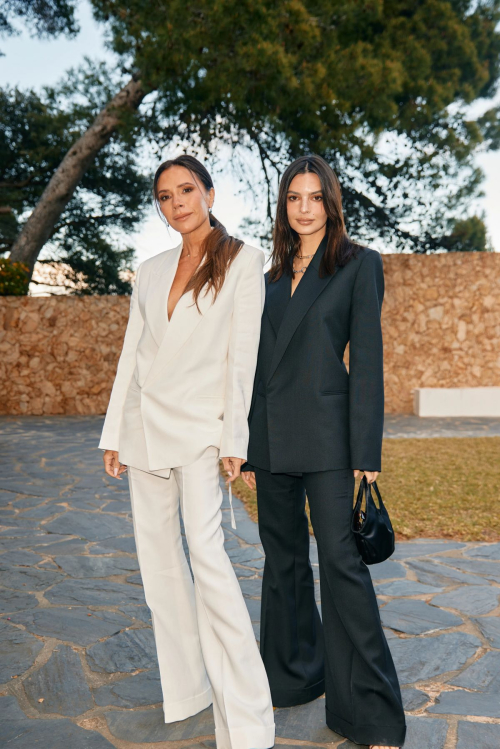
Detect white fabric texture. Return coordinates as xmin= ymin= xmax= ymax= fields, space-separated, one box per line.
xmin=99 ymin=242 xmax=265 ymax=470
xmin=128 ymin=448 xmax=275 ymax=749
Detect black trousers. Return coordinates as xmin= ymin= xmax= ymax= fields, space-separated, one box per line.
xmin=255 ymin=466 xmax=406 ymax=747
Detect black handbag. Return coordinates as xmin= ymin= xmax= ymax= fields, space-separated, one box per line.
xmin=351 ymin=476 xmax=395 ymax=565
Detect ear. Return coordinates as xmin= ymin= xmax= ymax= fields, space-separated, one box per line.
xmin=207 ymin=187 xmax=215 ymax=210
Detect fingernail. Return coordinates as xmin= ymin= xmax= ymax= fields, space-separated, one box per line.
xmin=113 ymin=468 xmax=118 ymax=477
xmin=227 ymin=471 xmax=233 ymax=477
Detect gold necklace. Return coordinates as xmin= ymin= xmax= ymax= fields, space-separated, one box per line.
xmin=295 ymin=252 xmax=315 ymax=259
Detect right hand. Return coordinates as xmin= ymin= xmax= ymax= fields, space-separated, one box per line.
xmin=103 ymin=450 xmax=127 ymax=480
xmin=241 ymin=470 xmax=256 ymax=491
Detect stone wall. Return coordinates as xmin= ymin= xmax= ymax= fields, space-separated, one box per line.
xmin=382 ymin=253 xmax=500 ymax=413
xmin=1 ymin=252 xmax=499 ymax=415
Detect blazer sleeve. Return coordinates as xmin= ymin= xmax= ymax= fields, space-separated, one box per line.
xmin=348 ymin=250 xmax=385 ymax=472
xmin=99 ymin=263 xmax=144 ymax=452
xmin=220 ymin=249 xmax=265 ymax=460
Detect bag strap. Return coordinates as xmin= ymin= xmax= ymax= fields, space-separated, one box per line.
xmin=371 ymin=480 xmax=383 ymax=509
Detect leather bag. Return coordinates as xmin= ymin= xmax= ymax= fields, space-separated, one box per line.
xmin=351 ymin=476 xmax=395 ymax=565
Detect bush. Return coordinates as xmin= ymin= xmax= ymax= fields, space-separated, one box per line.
xmin=0 ymin=258 xmax=30 ymax=295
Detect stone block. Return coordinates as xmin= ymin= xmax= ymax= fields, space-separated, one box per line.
xmin=465 ymin=543 xmax=500 ymax=560
xmin=24 ymin=644 xmax=93 ymax=716
xmin=0 ymin=716 xmax=115 ymax=748
xmin=450 ymin=651 xmax=500 ymax=693
xmin=0 ymin=588 xmax=38 ymax=614
xmin=104 ymin=705 xmax=215 ymax=742
xmin=376 ymin=580 xmax=443 ymax=597
xmin=406 ymin=558 xmax=484 ymax=587
xmin=402 ymin=715 xmax=448 ymax=749
xmin=274 ymin=697 xmax=343 ymax=743
xmin=54 ymin=554 xmax=139 ymax=578
xmin=401 ymin=688 xmax=430 ymax=711
xmin=392 ymin=541 xmax=465 ymax=559
xmin=389 ymin=632 xmax=481 ymax=684
xmin=368 ymin=559 xmax=407 ymax=581
xmin=93 ymin=669 xmax=162 ymax=707
xmin=0 ymin=618 xmax=44 ymax=682
xmin=457 ymin=721 xmax=500 ymax=748
xmin=380 ymin=598 xmax=462 ymax=635
xmin=430 ymin=585 xmax=499 ymax=615
xmin=44 ymin=511 xmax=132 ymax=541
xmin=46 ymin=578 xmax=145 ymax=606
xmin=429 ymin=691 xmax=500 ymax=718
xmin=472 ymin=616 xmax=500 ymax=648
xmin=434 ymin=557 xmax=500 ymax=583
xmin=87 ymin=628 xmax=157 ymax=673
xmin=0 ymin=566 xmax=63 ymax=590
xmin=11 ymin=607 xmax=131 ymax=646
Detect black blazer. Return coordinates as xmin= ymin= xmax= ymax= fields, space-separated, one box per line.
xmin=246 ymin=241 xmax=384 ymax=474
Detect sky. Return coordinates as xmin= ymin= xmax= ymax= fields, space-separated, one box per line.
xmin=2 ymin=1 xmax=500 ymax=266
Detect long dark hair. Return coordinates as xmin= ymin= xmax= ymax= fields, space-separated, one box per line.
xmin=153 ymin=155 xmax=243 ymax=307
xmin=270 ymin=155 xmax=360 ymax=281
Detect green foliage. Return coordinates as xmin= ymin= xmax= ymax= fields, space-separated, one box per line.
xmin=0 ymin=257 xmax=29 ymax=295
xmin=441 ymin=215 xmax=491 ymax=252
xmin=0 ymin=0 xmax=78 ymax=40
xmin=91 ymin=0 xmax=500 ymax=251
xmin=0 ymin=61 xmax=152 ymax=294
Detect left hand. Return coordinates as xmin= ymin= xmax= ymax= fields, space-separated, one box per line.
xmin=354 ymin=469 xmax=379 ymax=484
xmin=222 ymin=457 xmax=245 ymax=484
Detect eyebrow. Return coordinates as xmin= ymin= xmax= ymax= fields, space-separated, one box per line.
xmin=157 ymin=182 xmax=196 ymax=194
xmin=287 ymin=189 xmax=323 ymax=195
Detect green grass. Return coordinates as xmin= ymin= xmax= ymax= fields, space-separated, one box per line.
xmin=228 ymin=437 xmax=500 ymax=542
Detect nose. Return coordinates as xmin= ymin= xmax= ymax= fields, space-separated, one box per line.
xmin=172 ymin=192 xmax=184 ymax=209
xmin=299 ymin=196 xmax=310 ymax=214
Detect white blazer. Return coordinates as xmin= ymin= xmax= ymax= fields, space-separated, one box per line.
xmin=99 ymin=242 xmax=265 ymax=471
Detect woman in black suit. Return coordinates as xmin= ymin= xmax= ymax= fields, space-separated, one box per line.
xmin=242 ymin=155 xmax=406 ymax=749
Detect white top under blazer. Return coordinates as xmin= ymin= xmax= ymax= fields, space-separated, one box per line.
xmin=99 ymin=242 xmax=265 ymax=472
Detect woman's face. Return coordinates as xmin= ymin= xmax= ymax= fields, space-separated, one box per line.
xmin=156 ymin=165 xmax=214 ymax=235
xmin=286 ymin=172 xmax=327 ymax=237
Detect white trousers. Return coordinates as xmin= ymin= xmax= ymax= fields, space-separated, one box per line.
xmin=127 ymin=447 xmax=275 ymax=749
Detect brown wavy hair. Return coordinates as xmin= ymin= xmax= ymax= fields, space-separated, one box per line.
xmin=153 ymin=155 xmax=243 ymax=308
xmin=270 ymin=155 xmax=361 ymax=281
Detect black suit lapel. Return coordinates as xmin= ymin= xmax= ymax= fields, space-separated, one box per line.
xmin=267 ymin=237 xmax=335 ymax=384
xmin=265 ymin=271 xmax=291 ymax=336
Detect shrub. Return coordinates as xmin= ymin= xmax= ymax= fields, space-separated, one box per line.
xmin=0 ymin=258 xmax=30 ymax=295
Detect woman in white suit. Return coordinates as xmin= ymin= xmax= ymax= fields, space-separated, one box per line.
xmin=100 ymin=155 xmax=274 ymax=749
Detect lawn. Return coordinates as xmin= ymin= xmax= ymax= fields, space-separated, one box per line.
xmin=229 ymin=437 xmax=500 ymax=542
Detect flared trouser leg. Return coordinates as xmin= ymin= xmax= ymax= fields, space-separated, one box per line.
xmin=128 ymin=448 xmax=275 ymax=749
xmin=255 ymin=469 xmax=325 ymax=707
xmin=256 ymin=466 xmax=406 ymax=747
xmin=304 ymin=468 xmax=406 ymax=747
xmin=128 ymin=465 xmax=212 ymax=721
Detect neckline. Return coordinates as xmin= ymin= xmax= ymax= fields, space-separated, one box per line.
xmin=167 ymin=245 xmax=204 ymax=321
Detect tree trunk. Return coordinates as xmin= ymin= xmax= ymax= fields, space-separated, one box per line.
xmin=9 ymin=76 xmax=146 ymax=275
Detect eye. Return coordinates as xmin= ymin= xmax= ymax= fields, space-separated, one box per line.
xmin=287 ymin=195 xmax=298 ymax=201
xmin=160 ymin=195 xmax=170 ymax=201
xmin=313 ymin=195 xmax=323 ymax=201
xmin=183 ymin=187 xmax=193 ymax=193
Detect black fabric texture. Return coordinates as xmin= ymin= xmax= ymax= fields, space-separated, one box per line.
xmin=256 ymin=466 xmax=406 ymax=746
xmin=247 ymin=242 xmax=385 ymax=474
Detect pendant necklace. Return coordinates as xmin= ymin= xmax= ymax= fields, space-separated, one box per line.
xmin=293 ymin=250 xmax=315 ymax=274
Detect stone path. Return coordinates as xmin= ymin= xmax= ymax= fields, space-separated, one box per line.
xmin=0 ymin=415 xmax=499 ymax=749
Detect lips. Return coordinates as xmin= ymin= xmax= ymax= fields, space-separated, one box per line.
xmin=174 ymin=213 xmax=192 ymax=221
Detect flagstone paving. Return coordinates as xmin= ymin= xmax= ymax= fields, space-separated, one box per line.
xmin=0 ymin=415 xmax=499 ymax=748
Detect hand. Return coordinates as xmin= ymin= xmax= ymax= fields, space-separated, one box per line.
xmin=222 ymin=457 xmax=245 ymax=484
xmin=353 ymin=469 xmax=379 ymax=484
xmin=241 ymin=471 xmax=256 ymax=491
xmin=103 ymin=450 xmax=127 ymax=480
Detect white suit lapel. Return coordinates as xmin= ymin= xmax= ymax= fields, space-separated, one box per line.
xmin=144 ymin=243 xmax=183 ymax=347
xmin=144 ymin=251 xmax=215 ymax=387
